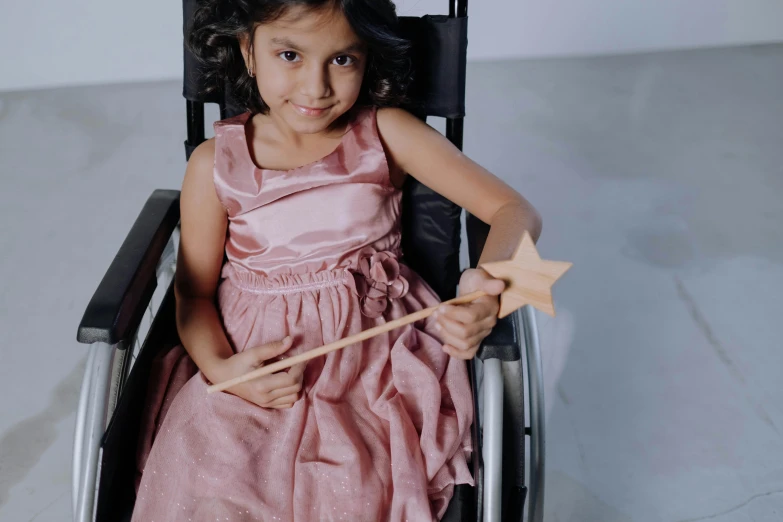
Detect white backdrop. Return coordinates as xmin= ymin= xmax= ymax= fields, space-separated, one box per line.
xmin=2 ymin=0 xmax=783 ymax=92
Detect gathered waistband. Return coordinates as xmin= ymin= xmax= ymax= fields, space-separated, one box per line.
xmin=223 ymin=264 xmax=351 ymax=295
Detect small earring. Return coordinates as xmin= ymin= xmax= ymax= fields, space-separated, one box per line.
xmin=247 ymin=66 xmax=255 ymax=78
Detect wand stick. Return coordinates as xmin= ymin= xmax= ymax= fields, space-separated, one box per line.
xmin=207 ymin=232 xmax=571 ymax=394
xmin=206 ymin=291 xmax=486 ymax=394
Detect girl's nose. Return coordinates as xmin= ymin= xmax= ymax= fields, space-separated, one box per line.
xmin=299 ymin=64 xmax=332 ymax=100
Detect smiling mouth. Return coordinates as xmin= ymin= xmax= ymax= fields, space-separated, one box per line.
xmin=290 ymin=103 xmax=332 ymax=117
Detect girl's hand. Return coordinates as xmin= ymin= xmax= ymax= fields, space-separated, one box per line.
xmin=209 ymin=337 xmax=305 ymax=409
xmin=434 ymin=269 xmax=505 ymax=360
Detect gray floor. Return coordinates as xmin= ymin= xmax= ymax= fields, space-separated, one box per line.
xmin=1 ymin=43 xmax=782 ymax=521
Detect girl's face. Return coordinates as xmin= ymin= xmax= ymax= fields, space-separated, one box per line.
xmin=245 ymin=6 xmax=368 ymax=135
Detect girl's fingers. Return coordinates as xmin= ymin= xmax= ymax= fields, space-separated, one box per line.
xmin=436 ymin=313 xmax=496 ymax=339
xmin=437 ymin=297 xmax=499 ymax=324
xmin=260 ymin=382 xmax=302 ymax=403
xmin=265 ymin=393 xmax=300 ymax=408
xmin=443 ymin=344 xmax=477 ymax=360
xmin=436 ymin=325 xmax=488 ymax=353
xmin=241 ymin=336 xmax=293 ymax=369
xmin=268 ymin=402 xmax=295 ymax=409
xmin=459 ymin=268 xmax=505 ymax=296
xmin=462 ymin=331 xmax=491 ymax=350
xmin=436 ymin=304 xmax=478 ymax=323
xmin=477 ymin=277 xmax=506 ymax=296
xmin=253 ymin=373 xmax=299 ymax=398
xmin=287 ymin=362 xmax=306 ymax=380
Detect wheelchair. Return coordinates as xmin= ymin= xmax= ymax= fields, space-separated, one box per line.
xmin=72 ymin=1 xmax=546 ymax=520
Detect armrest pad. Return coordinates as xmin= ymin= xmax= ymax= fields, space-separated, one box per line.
xmin=477 ymin=313 xmax=521 ymax=362
xmin=76 ymin=190 xmax=181 ymax=345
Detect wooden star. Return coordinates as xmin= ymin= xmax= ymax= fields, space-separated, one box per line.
xmin=480 ymin=232 xmax=572 ymax=317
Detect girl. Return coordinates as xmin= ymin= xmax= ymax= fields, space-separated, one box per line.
xmin=134 ymin=0 xmax=542 ymax=520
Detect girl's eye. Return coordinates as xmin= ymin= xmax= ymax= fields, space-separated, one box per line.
xmin=332 ymin=55 xmax=354 ymax=66
xmin=279 ymin=51 xmax=300 ymax=62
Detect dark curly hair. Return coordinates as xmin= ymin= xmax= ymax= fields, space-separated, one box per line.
xmin=187 ymin=0 xmax=412 ymax=114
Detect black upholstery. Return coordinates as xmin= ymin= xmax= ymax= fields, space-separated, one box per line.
xmin=400 ymin=178 xmax=463 ymax=301
xmin=398 ymin=15 xmax=468 ymax=120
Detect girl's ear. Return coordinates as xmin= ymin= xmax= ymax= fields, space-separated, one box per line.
xmin=239 ymin=32 xmax=254 ymax=73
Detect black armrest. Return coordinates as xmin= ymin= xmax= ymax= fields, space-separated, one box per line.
xmin=77 ymin=190 xmax=181 ymax=345
xmin=477 ymin=314 xmax=520 ymax=362
xmin=466 ymin=214 xmax=521 ymax=362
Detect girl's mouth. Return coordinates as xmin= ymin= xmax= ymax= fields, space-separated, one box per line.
xmin=291 ymin=103 xmax=332 ymax=117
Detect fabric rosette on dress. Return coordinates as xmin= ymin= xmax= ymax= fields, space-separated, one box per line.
xmin=347 ymin=248 xmax=410 ymax=318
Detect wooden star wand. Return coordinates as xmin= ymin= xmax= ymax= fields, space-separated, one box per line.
xmin=207 ymin=232 xmax=571 ymax=394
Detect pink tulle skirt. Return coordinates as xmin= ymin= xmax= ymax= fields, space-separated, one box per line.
xmin=132 ymin=266 xmax=474 ymax=522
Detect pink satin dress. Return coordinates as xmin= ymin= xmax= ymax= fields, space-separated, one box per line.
xmin=132 ymin=107 xmax=474 ymax=522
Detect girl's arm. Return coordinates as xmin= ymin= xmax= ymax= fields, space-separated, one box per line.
xmin=175 ymin=139 xmax=234 ymax=382
xmin=376 ymin=108 xmax=542 ymax=261
xmin=176 ymin=140 xmax=303 ymax=407
xmin=376 ymin=108 xmax=543 ymax=359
